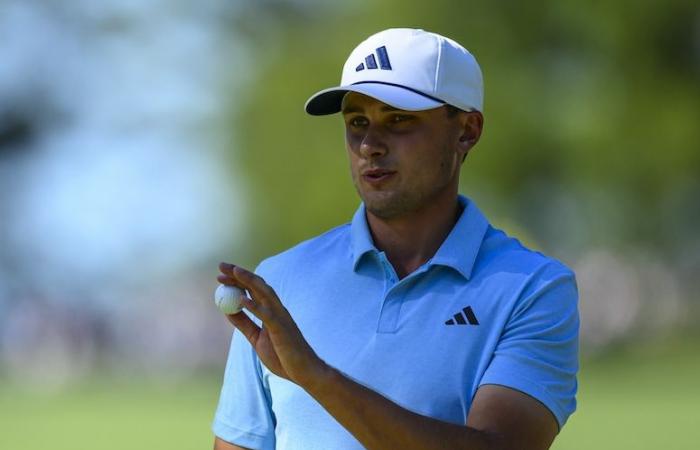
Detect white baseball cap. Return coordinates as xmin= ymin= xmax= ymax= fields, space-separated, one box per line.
xmin=304 ymin=28 xmax=484 ymax=115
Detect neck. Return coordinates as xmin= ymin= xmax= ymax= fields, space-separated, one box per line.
xmin=366 ymin=193 xmax=463 ymax=279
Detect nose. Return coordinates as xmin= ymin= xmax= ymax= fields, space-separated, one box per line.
xmin=359 ymin=125 xmax=388 ymax=159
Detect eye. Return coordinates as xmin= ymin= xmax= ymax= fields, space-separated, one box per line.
xmin=348 ymin=116 xmax=368 ymax=128
xmin=390 ymin=114 xmax=413 ymax=123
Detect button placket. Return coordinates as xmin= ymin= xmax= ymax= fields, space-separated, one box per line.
xmin=376 ymin=253 xmax=400 ymax=333
xmin=379 ymin=254 xmax=398 ymax=286
xmin=374 ymin=253 xmax=434 ymax=333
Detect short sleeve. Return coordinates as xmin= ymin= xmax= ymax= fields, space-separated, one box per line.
xmin=479 ymin=270 xmax=579 ymax=429
xmin=212 ymin=319 xmax=276 ymax=449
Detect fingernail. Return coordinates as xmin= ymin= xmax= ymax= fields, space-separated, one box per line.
xmin=220 ymin=262 xmax=234 ymax=271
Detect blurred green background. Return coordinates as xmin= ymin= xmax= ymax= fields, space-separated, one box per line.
xmin=1 ymin=0 xmax=698 ymax=449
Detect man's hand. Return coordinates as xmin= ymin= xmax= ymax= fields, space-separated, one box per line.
xmin=217 ymin=262 xmax=328 ymax=389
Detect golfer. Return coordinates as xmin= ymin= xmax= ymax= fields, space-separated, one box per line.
xmin=212 ymin=28 xmax=579 ymax=450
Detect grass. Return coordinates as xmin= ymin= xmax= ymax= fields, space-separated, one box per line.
xmin=1 ymin=338 xmax=698 ymax=449
xmin=552 ymin=337 xmax=700 ymax=450
xmin=0 ymin=375 xmax=222 ymax=450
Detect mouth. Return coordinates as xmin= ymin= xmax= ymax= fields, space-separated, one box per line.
xmin=361 ymin=168 xmax=396 ymax=185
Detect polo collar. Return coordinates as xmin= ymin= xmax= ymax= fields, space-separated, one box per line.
xmin=429 ymin=195 xmax=489 ymax=280
xmin=350 ymin=203 xmax=377 ymax=269
xmin=350 ymin=195 xmax=489 ymax=280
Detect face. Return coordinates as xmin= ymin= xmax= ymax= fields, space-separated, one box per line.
xmin=341 ymin=92 xmax=471 ymax=220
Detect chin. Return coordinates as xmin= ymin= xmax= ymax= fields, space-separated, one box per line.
xmin=362 ymin=192 xmax=413 ymax=219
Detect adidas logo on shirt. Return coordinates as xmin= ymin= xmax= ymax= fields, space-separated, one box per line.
xmin=355 ymin=45 xmax=392 ymax=72
xmin=445 ymin=306 xmax=479 ymax=326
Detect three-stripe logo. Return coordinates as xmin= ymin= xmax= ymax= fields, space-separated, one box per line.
xmin=445 ymin=306 xmax=479 ymax=326
xmin=355 ymin=46 xmax=392 ymax=72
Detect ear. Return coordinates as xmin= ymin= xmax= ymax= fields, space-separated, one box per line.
xmin=456 ymin=111 xmax=484 ymax=163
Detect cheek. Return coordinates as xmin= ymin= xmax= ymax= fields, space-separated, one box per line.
xmin=345 ymin=129 xmax=363 ymax=151
xmin=346 ymin=146 xmax=361 ymax=179
xmin=404 ymin=140 xmax=454 ymax=180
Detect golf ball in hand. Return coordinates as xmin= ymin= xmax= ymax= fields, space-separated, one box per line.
xmin=214 ymin=284 xmax=244 ymax=315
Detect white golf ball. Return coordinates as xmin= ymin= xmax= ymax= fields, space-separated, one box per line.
xmin=214 ymin=284 xmax=244 ymax=315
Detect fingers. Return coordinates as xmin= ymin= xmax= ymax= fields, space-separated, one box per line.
xmin=226 ymin=309 xmax=261 ymax=345
xmin=219 ymin=262 xmax=279 ymax=309
xmin=217 ymin=263 xmax=245 ymax=289
xmin=217 ymin=262 xmax=292 ymax=338
xmin=217 ymin=274 xmax=243 ymax=288
xmin=234 ymin=266 xmax=277 ymax=301
xmin=240 ymin=292 xmax=275 ymax=323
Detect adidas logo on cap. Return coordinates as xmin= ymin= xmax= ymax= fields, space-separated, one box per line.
xmin=355 ymin=46 xmax=392 ymax=72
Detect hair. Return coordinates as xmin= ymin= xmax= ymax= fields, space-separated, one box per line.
xmin=444 ymin=104 xmax=465 ymax=118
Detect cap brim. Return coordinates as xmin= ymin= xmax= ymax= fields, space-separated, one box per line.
xmin=304 ymin=83 xmax=444 ymax=116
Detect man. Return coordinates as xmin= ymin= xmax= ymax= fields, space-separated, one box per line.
xmin=212 ymin=28 xmax=579 ymax=450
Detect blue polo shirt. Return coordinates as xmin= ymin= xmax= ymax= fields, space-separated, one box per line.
xmin=212 ymin=195 xmax=579 ymax=449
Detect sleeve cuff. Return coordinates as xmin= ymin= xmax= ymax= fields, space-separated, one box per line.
xmin=212 ymin=416 xmax=273 ymax=449
xmin=478 ymin=374 xmax=568 ymax=430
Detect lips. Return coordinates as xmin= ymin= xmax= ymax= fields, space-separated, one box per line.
xmin=361 ymin=168 xmax=396 ymax=185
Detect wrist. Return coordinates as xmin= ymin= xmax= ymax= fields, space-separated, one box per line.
xmin=299 ymin=357 xmax=336 ymax=397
